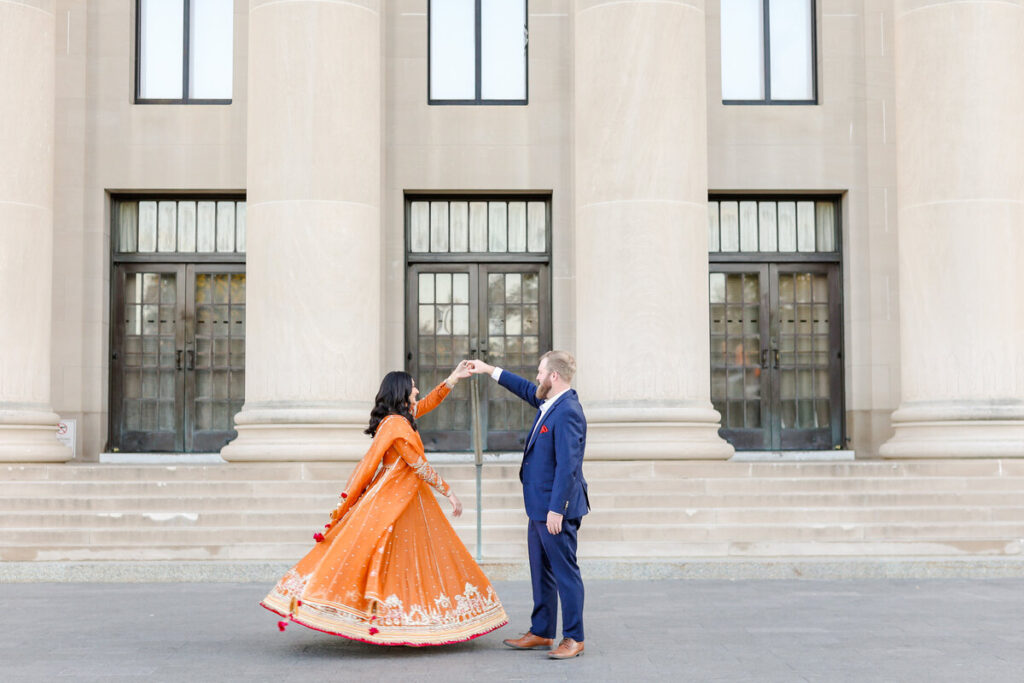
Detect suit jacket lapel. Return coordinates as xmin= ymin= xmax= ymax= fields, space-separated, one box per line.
xmin=526 ymin=391 xmax=570 ymax=452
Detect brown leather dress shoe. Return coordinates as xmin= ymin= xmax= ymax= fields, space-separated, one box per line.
xmin=502 ymin=632 xmax=555 ymax=650
xmin=547 ymin=637 xmax=585 ymax=659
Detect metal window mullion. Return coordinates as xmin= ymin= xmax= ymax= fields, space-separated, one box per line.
xmin=475 ymin=0 xmax=482 ymax=101
xmin=182 ymin=0 xmax=191 ymax=101
xmin=762 ymin=0 xmax=772 ymax=102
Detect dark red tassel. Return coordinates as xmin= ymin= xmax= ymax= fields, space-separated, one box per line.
xmin=313 ymin=532 xmax=325 ymax=543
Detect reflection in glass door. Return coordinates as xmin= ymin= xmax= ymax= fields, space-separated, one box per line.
xmin=710 ymin=264 xmax=842 ymax=450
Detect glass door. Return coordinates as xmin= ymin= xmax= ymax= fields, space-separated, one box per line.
xmin=773 ymin=265 xmax=842 ymax=449
xmin=407 ymin=263 xmax=550 ymax=451
xmin=186 ymin=266 xmax=246 ymax=451
xmin=111 ymin=265 xmax=186 ymax=451
xmin=710 ymin=264 xmax=842 ymax=450
xmin=110 ymin=264 xmax=245 ymax=452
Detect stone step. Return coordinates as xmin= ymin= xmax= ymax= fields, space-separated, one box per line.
xmin=9 ymin=505 xmax=1024 ymax=529
xmin=8 ymin=459 xmax=1024 ymax=481
xmin=5 ymin=536 xmax=1022 ymax=564
xmin=7 ymin=490 xmax=1024 ymax=513
xmin=5 ymin=520 xmax=1024 ymax=548
xmin=10 ymin=474 xmax=1024 ymax=499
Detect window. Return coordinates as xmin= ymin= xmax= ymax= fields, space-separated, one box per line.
xmin=408 ymin=198 xmax=547 ymax=254
xmin=720 ymin=0 xmax=816 ymax=104
xmin=136 ymin=0 xmax=234 ymax=104
xmin=708 ymin=199 xmax=836 ymax=254
xmin=117 ymin=199 xmax=246 ymax=254
xmin=429 ymin=0 xmax=528 ymax=105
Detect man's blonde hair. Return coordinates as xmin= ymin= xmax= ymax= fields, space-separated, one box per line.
xmin=541 ymin=350 xmax=577 ymax=383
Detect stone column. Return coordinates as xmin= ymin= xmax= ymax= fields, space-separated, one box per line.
xmin=881 ymin=0 xmax=1024 ymax=457
xmin=221 ymin=0 xmax=382 ymax=461
xmin=0 ymin=0 xmax=71 ymax=462
xmin=573 ymin=0 xmax=732 ymax=459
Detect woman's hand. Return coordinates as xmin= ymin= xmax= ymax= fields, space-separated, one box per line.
xmin=447 ymin=491 xmax=463 ymax=517
xmin=467 ymin=360 xmax=495 ymax=375
xmin=445 ymin=360 xmax=473 ymax=387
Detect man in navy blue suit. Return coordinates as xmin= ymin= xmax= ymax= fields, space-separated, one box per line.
xmin=469 ymin=350 xmax=589 ymax=659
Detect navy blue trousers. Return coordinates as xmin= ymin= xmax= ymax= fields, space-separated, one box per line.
xmin=527 ymin=517 xmax=584 ymax=641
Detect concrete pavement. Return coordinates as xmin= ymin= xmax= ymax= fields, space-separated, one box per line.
xmin=2 ymin=578 xmax=1023 ymax=681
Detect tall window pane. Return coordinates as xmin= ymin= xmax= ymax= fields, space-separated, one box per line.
xmin=720 ymin=0 xmax=764 ymax=100
xmin=139 ymin=0 xmax=185 ymax=99
xmin=189 ymin=0 xmax=234 ymax=99
xmin=769 ymin=0 xmax=814 ymax=100
xmin=430 ymin=0 xmax=476 ymax=100
xmin=721 ymin=0 xmax=815 ymax=104
xmin=481 ymin=0 xmax=526 ymax=100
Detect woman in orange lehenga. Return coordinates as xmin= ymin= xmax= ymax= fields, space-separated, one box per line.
xmin=261 ymin=362 xmax=508 ymax=646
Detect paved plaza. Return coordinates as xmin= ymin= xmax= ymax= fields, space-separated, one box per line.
xmin=2 ymin=577 xmax=1022 ymax=681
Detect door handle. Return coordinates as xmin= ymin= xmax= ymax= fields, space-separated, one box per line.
xmin=176 ymin=350 xmax=183 ymax=371
xmin=186 ymin=349 xmax=195 ymax=371
xmin=773 ymin=349 xmax=780 ymax=369
xmin=760 ymin=349 xmax=768 ymax=368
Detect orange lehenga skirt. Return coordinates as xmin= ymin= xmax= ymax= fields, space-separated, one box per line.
xmin=261 ymin=383 xmax=508 ymax=646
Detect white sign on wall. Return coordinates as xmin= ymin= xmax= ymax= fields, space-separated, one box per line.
xmin=57 ymin=419 xmax=76 ymax=460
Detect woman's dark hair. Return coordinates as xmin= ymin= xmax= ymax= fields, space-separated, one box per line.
xmin=365 ymin=371 xmax=417 ymax=436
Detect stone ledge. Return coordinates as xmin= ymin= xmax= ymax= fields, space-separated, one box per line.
xmin=6 ymin=557 xmax=1024 ymax=583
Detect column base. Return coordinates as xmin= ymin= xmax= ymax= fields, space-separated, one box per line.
xmin=0 ymin=409 xmax=72 ymax=462
xmin=220 ymin=402 xmax=372 ymax=462
xmin=583 ymin=401 xmax=734 ymax=460
xmin=880 ymin=403 xmax=1024 ymax=458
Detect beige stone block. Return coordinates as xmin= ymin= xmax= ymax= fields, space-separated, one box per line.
xmin=895 ymin=2 xmax=1024 ymax=205
xmin=248 ymin=2 xmax=380 ymax=203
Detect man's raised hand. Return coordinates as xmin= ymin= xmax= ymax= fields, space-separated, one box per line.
xmin=467 ymin=360 xmax=495 ymax=375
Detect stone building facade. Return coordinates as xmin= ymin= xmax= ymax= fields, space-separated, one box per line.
xmin=2 ymin=0 xmax=1022 ymax=466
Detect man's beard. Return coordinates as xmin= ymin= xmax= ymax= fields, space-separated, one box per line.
xmin=535 ymin=378 xmax=552 ymax=400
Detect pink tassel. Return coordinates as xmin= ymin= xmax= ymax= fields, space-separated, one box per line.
xmin=277 ymin=621 xmax=288 ymax=632
xmin=313 ymin=532 xmax=325 ymax=543
xmin=369 ymin=627 xmax=379 ymax=635
xmin=341 ymin=492 xmax=348 ymax=499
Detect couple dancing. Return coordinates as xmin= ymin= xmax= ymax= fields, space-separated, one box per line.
xmin=260 ymin=351 xmax=590 ymax=659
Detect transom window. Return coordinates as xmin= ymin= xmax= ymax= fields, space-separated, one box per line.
xmin=136 ymin=0 xmax=234 ymax=103
xmin=720 ymin=0 xmax=817 ymax=104
xmin=429 ymin=0 xmax=528 ymax=105
xmin=117 ymin=199 xmax=246 ymax=255
xmin=708 ymin=199 xmax=836 ymax=254
xmin=408 ymin=199 xmax=548 ymax=255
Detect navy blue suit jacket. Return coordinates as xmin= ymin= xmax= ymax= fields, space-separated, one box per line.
xmin=497 ymin=370 xmax=590 ymax=522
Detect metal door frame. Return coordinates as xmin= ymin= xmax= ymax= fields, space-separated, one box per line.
xmin=405 ymin=262 xmax=551 ymax=451
xmin=476 ymin=262 xmax=551 ymax=451
xmin=109 ymin=262 xmax=187 ymax=452
xmin=771 ymin=262 xmax=844 ymax=450
xmin=709 ymin=262 xmax=845 ymax=450
xmin=110 ymin=262 xmax=245 ymax=453
xmin=185 ymin=263 xmax=246 ymax=452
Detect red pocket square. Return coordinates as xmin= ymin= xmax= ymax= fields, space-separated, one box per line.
xmin=540 ymin=425 xmax=549 ymax=434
